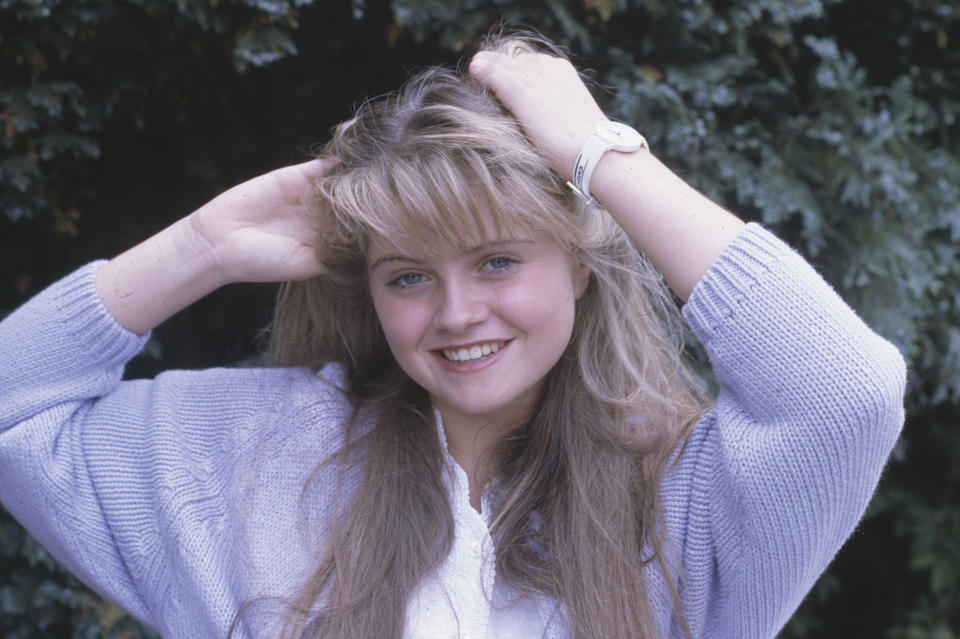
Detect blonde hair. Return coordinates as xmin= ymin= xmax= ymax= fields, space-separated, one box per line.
xmin=256 ymin=31 xmax=706 ymax=639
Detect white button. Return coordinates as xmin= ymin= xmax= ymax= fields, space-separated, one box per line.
xmin=470 ymin=541 xmax=482 ymax=558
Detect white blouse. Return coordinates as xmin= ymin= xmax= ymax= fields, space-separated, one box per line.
xmin=404 ymin=413 xmax=551 ymax=639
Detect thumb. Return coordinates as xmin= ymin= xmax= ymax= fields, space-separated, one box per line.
xmin=468 ymin=51 xmax=505 ymax=85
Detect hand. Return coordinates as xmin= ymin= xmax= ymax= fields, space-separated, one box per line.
xmin=473 ymin=47 xmax=745 ymax=302
xmin=187 ymin=158 xmax=333 ymax=285
xmin=97 ymin=158 xmax=333 ymax=334
xmin=469 ymin=50 xmax=605 ymax=181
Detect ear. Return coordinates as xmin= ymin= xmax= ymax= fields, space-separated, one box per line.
xmin=573 ymin=260 xmax=591 ymax=300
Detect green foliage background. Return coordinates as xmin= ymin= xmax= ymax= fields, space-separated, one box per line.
xmin=1 ymin=0 xmax=958 ymax=636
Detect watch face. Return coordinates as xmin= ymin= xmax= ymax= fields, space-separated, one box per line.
xmin=597 ymin=121 xmax=645 ymax=151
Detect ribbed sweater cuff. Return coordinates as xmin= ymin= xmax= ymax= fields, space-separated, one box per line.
xmin=54 ymin=261 xmax=151 ymax=370
xmin=682 ymin=223 xmax=792 ymax=342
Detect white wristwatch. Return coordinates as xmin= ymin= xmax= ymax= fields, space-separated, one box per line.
xmin=567 ymin=120 xmax=647 ymax=207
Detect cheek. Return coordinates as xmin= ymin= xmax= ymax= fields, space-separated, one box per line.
xmin=370 ymin=294 xmax=402 ymax=349
xmin=371 ymin=295 xmax=427 ymax=358
xmin=506 ymin=273 xmax=578 ymax=340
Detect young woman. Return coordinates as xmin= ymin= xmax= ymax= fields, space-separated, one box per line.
xmin=0 ymin=34 xmax=906 ymax=639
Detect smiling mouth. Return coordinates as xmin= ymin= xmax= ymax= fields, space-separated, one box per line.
xmin=441 ymin=341 xmax=506 ymax=363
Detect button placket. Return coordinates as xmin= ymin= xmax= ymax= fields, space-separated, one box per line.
xmin=427 ymin=408 xmax=503 ymax=639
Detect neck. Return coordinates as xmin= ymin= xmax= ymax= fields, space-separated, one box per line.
xmin=438 ymin=408 xmax=528 ymax=513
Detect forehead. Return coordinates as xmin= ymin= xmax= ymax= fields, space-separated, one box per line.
xmin=367 ymin=192 xmax=556 ymax=253
xmin=364 ymin=203 xmax=544 ymax=258
xmin=365 ymin=229 xmax=541 ymax=263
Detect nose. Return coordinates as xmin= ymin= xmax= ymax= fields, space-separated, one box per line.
xmin=432 ymin=277 xmax=490 ymax=334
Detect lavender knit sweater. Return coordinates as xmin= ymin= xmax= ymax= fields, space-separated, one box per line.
xmin=0 ymin=224 xmax=906 ymax=638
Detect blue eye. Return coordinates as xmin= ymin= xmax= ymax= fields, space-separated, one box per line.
xmin=485 ymin=256 xmax=514 ymax=271
xmin=392 ymin=272 xmax=425 ymax=288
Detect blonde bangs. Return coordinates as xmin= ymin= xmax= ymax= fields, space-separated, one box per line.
xmin=309 ymin=76 xmax=582 ymax=262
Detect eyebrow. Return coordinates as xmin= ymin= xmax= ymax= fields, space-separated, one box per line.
xmin=368 ymin=239 xmax=535 ymax=272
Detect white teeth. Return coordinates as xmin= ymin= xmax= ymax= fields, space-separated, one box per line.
xmin=443 ymin=341 xmax=505 ymax=363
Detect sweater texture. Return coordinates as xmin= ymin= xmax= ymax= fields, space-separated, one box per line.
xmin=0 ymin=224 xmax=907 ymax=638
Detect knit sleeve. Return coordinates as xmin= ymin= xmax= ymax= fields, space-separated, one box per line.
xmin=0 ymin=263 xmax=351 ymax=636
xmin=672 ymin=224 xmax=906 ymax=637
xmin=0 ymin=262 xmax=159 ymax=620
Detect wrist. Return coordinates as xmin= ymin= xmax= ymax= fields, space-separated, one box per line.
xmin=587 ymin=149 xmax=745 ymax=300
xmin=180 ymin=212 xmax=237 ymax=288
xmin=566 ymin=120 xmax=647 ymax=206
xmin=96 ymin=216 xmax=228 ymax=334
xmin=588 ymin=145 xmax=660 ymax=205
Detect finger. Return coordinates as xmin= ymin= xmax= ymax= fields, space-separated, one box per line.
xmin=468 ymin=50 xmax=516 ymax=84
xmin=297 ymin=157 xmax=335 ymax=180
xmin=263 ymin=160 xmax=330 ymax=206
xmin=468 ymin=52 xmax=495 ymax=83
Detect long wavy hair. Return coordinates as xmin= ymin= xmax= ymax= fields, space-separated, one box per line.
xmin=252 ymin=32 xmax=706 ymax=639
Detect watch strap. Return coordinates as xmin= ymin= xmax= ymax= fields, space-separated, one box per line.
xmin=569 ymin=134 xmax=612 ymax=206
xmin=567 ymin=121 xmax=647 ymax=207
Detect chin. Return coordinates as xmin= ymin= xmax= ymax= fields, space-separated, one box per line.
xmin=442 ymin=390 xmax=539 ymax=424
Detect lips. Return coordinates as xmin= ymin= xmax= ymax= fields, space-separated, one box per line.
xmin=441 ymin=340 xmax=506 ymax=363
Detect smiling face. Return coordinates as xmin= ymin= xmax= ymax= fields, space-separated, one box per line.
xmin=367 ymin=231 xmax=590 ymax=431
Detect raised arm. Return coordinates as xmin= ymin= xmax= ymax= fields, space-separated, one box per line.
xmin=472 ymin=47 xmax=907 ymax=637
xmin=96 ymin=158 xmax=331 ymax=334
xmin=469 ymin=50 xmax=743 ymax=301
xmin=0 ymin=157 xmax=339 ymax=633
